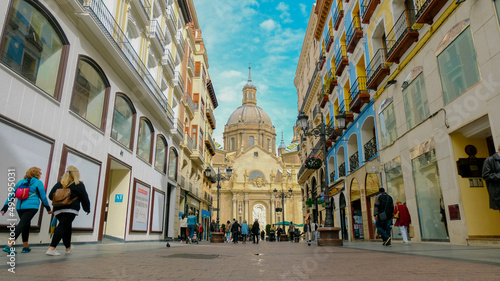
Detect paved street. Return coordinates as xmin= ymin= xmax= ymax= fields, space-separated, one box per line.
xmin=1 ymin=239 xmax=499 ymax=280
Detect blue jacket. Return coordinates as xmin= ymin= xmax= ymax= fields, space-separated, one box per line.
xmin=187 ymin=215 xmax=197 ymax=226
xmin=3 ymin=178 xmax=51 ymax=211
xmin=241 ymin=223 xmax=249 ymax=235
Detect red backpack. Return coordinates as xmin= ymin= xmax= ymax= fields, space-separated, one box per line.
xmin=15 ymin=180 xmax=33 ymax=200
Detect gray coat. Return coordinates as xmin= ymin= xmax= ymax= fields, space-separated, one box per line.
xmin=482 ymin=153 xmax=500 ymax=210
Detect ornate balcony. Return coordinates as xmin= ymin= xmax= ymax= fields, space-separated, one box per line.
xmin=206 ymin=107 xmax=216 ymax=129
xmin=335 ymin=45 xmax=348 ymax=77
xmin=325 ymin=68 xmax=337 ymax=95
xmin=338 ymin=162 xmax=346 ymax=177
xmin=349 ymin=76 xmax=370 ymax=113
xmin=166 ymin=6 xmax=176 ymax=37
xmin=171 ymin=118 xmax=184 ymax=143
xmin=385 ymin=10 xmax=419 ymax=64
xmin=176 ymin=30 xmax=185 ymax=58
xmin=364 ymin=137 xmax=377 ymax=161
xmin=149 ymin=20 xmax=166 ymax=54
xmin=187 ymin=57 xmax=194 ymax=76
xmin=361 ymin=0 xmax=381 ymax=24
xmin=173 ymin=71 xmax=184 ymax=99
xmin=346 ymin=16 xmax=363 ymax=53
xmin=349 ymin=151 xmax=359 ymax=172
xmin=326 ymin=27 xmax=334 ymax=52
xmin=415 ymin=0 xmax=449 ymax=26
xmin=330 ymin=171 xmax=336 ymax=183
xmin=205 ymin=132 xmax=216 ymax=156
xmin=184 ymin=93 xmax=195 ymax=118
xmin=161 ymin=49 xmax=174 ymax=80
xmin=333 ymin=0 xmax=344 ymax=30
xmin=366 ymin=48 xmax=390 ymax=91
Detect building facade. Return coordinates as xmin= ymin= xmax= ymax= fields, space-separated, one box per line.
xmin=296 ymin=0 xmax=500 ymax=245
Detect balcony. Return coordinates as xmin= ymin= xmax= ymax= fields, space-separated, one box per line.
xmin=206 ymin=107 xmax=216 ymax=129
xmin=184 ymin=93 xmax=195 ymax=118
xmin=319 ymin=53 xmax=326 ymax=71
xmin=326 ymin=27 xmax=334 ymax=52
xmin=335 ymin=45 xmax=348 ymax=77
xmin=338 ymin=162 xmax=346 ymax=177
xmin=149 ymin=20 xmax=165 ymax=54
xmin=385 ymin=10 xmax=419 ymax=64
xmin=329 ymin=171 xmax=335 ymax=183
xmin=205 ymin=132 xmax=216 ymax=156
xmin=161 ymin=49 xmax=174 ymax=80
xmin=171 ymin=118 xmax=184 ymax=143
xmin=349 ymin=151 xmax=359 ymax=172
xmin=346 ymin=16 xmax=363 ymax=53
xmin=338 ymin=99 xmax=354 ymax=125
xmin=166 ymin=6 xmax=176 ymax=37
xmin=366 ymin=48 xmax=390 ymax=91
xmin=361 ymin=0 xmax=381 ymax=24
xmin=319 ymin=87 xmax=329 ymax=109
xmin=176 ymin=31 xmax=185 ymax=58
xmin=325 ymin=68 xmax=338 ymax=95
xmin=81 ymin=0 xmax=174 ymax=127
xmin=129 ymin=0 xmax=150 ymax=27
xmin=349 ymin=76 xmax=370 ymax=113
xmin=187 ymin=57 xmax=194 ymax=76
xmin=333 ymin=0 xmax=344 ymax=30
xmin=183 ymin=133 xmax=194 ymax=155
xmin=173 ymin=71 xmax=184 ymax=99
xmin=415 ymin=0 xmax=448 ymax=26
xmin=364 ymin=137 xmax=377 ymax=161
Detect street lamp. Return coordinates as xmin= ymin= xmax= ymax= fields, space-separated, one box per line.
xmin=273 ymin=187 xmax=293 ymax=228
xmin=297 ymin=111 xmax=346 ymax=228
xmin=204 ymin=166 xmax=232 ymax=231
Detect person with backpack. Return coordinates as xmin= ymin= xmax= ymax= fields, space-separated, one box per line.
xmin=1 ymin=167 xmax=52 ymax=253
xmin=46 ymin=166 xmax=90 ymax=256
xmin=374 ymin=188 xmax=394 ymax=246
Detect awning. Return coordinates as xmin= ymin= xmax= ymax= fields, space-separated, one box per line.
xmin=275 ymin=221 xmax=304 ymax=227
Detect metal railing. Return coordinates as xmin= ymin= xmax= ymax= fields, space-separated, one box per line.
xmin=326 ymin=27 xmax=333 ymax=50
xmin=176 ymin=30 xmax=185 ymax=53
xmin=385 ymin=9 xmax=417 ymax=59
xmin=350 ymin=76 xmax=367 ymax=102
xmin=166 ymin=6 xmax=175 ymax=29
xmin=330 ymin=171 xmax=335 ymax=183
xmin=188 ymin=57 xmax=194 ymax=72
xmin=366 ymin=48 xmax=387 ymax=86
xmin=299 ymin=62 xmax=320 ymax=113
xmin=349 ymin=151 xmax=359 ymax=171
xmin=184 ymin=93 xmax=195 ymax=113
xmin=338 ymin=99 xmax=346 ymax=115
xmin=206 ymin=132 xmax=216 ymax=151
xmin=346 ymin=16 xmax=362 ymax=48
xmin=162 ymin=49 xmax=174 ymax=75
xmin=149 ymin=20 xmax=165 ymax=52
xmin=364 ymin=137 xmax=377 ymax=160
xmin=139 ymin=0 xmax=151 ymax=18
xmin=207 ymin=107 xmax=216 ymax=128
xmin=338 ymin=162 xmax=346 ymax=177
xmin=297 ymin=165 xmax=307 ymax=181
xmin=176 ymin=119 xmax=184 ymax=138
xmin=82 ymin=0 xmax=174 ymax=124
xmin=186 ymin=133 xmax=194 ymax=151
xmin=415 ymin=0 xmax=433 ymax=19
xmin=332 ymin=0 xmax=344 ymax=27
xmin=174 ymin=71 xmax=184 ymax=93
xmin=335 ymin=45 xmax=347 ymax=71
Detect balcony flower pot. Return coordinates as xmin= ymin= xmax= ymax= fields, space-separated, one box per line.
xmin=305 ymin=155 xmax=322 ymax=170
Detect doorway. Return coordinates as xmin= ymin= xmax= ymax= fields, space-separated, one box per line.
xmin=339 ymin=192 xmax=348 ymax=240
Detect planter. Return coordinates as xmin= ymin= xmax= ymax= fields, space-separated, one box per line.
xmin=305 ymin=156 xmax=322 ymax=169
xmin=211 ymin=232 xmax=224 ymax=243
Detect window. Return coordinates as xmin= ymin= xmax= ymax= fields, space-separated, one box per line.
xmin=267 ymin=139 xmax=270 ymax=151
xmin=168 ymin=148 xmax=178 ymax=180
xmin=249 ymin=136 xmax=254 ymax=147
xmin=437 ymin=26 xmax=480 ymax=104
xmin=379 ymin=100 xmax=397 ymax=148
xmin=231 ymin=138 xmax=235 ymax=151
xmin=137 ymin=118 xmax=154 ymax=163
xmin=495 ymin=0 xmax=500 ymax=24
xmin=0 ymin=0 xmax=69 ymax=99
xmin=403 ymin=73 xmax=429 ymax=129
xmin=155 ymin=135 xmax=167 ymax=173
xmin=70 ymin=56 xmax=110 ymax=130
xmin=111 ymin=94 xmax=136 ymax=148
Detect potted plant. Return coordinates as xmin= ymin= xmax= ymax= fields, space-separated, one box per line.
xmin=305 ymin=155 xmax=322 ymax=169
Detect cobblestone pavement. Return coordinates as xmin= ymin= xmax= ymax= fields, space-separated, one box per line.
xmin=1 ymin=240 xmax=500 ymax=280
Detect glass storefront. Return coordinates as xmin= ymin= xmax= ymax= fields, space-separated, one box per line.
xmin=412 ymin=149 xmax=449 ymax=241
xmin=385 ymin=157 xmax=405 ymax=239
xmin=350 ymin=179 xmax=363 ymax=239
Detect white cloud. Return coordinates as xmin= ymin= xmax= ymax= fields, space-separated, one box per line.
xmin=299 ymin=4 xmax=307 ymax=17
xmin=276 ymin=2 xmax=292 ymax=23
xmin=220 ymin=70 xmax=246 ymax=79
xmin=260 ymin=19 xmax=277 ymax=31
xmin=253 ymin=38 xmax=261 ymax=43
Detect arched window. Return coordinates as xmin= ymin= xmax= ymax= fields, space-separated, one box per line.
xmin=155 ymin=135 xmax=167 ymax=173
xmin=111 ymin=94 xmax=136 ymax=149
xmin=168 ymin=147 xmax=178 ymax=180
xmin=0 ymin=0 xmax=69 ymax=99
xmin=137 ymin=118 xmax=154 ymax=163
xmin=70 ymin=56 xmax=110 ymax=130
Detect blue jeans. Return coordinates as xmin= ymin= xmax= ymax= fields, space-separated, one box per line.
xmin=376 ymin=219 xmax=392 ymax=244
xmin=188 ymin=225 xmax=195 ymax=238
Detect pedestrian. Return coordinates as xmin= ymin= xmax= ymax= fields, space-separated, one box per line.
xmin=482 ymin=145 xmax=500 ymax=212
xmin=304 ymin=220 xmax=312 ymax=242
xmin=231 ymin=219 xmax=240 ymax=243
xmin=251 ymin=218 xmax=260 ymax=244
xmin=209 ymin=219 xmax=216 ymax=240
xmin=260 ymin=229 xmax=265 ymax=241
xmin=1 ymin=167 xmax=52 ymax=254
xmin=180 ymin=214 xmax=188 ymax=243
xmin=288 ymin=221 xmax=295 ymax=242
xmin=394 ymin=200 xmax=411 ymax=244
xmin=187 ymin=210 xmax=197 ymax=243
xmin=226 ymin=220 xmax=231 ymax=242
xmin=241 ymin=220 xmax=249 ymax=244
xmin=46 ymin=166 xmax=90 ymax=256
xmin=199 ymin=224 xmax=204 ymax=241
xmin=277 ymin=226 xmax=282 ymax=242
xmin=374 ymin=188 xmax=394 ymax=246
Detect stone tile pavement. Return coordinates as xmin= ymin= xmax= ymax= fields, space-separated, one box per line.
xmin=0 ymin=239 xmax=499 ymax=280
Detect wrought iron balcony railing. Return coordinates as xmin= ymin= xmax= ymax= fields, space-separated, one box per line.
xmin=186 ymin=133 xmax=194 ymax=152
xmin=346 ymin=15 xmax=363 ymax=53
xmin=364 ymin=137 xmax=377 ymax=161
xmin=330 ymin=171 xmax=335 ymax=183
xmin=333 ymin=0 xmax=344 ymax=30
xmin=350 ymin=76 xmax=367 ymax=102
xmin=184 ymin=93 xmax=195 ymax=115
xmin=176 ymin=30 xmax=185 ymax=53
xmin=335 ymin=45 xmax=348 ymax=76
xmin=366 ymin=48 xmax=389 ymax=90
xmin=338 ymin=162 xmax=346 ymax=177
xmin=360 ymin=0 xmax=381 ymax=24
xmin=349 ymin=151 xmax=359 ymax=172
xmin=149 ymin=20 xmax=165 ymax=52
xmin=162 ymin=49 xmax=174 ymax=76
xmin=385 ymin=9 xmax=418 ymax=63
xmin=139 ymin=0 xmax=151 ymax=18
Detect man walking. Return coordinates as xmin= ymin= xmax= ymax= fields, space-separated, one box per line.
xmin=374 ymin=188 xmax=394 ymax=246
xmin=288 ymin=222 xmax=295 ymax=242
xmin=251 ymin=219 xmax=260 ymax=244
xmin=482 ymin=145 xmax=500 ymax=212
xmin=209 ymin=219 xmax=216 ymax=241
xmin=231 ymin=219 xmax=240 ymax=244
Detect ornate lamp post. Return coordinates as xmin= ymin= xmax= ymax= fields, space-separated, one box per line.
xmin=204 ymin=166 xmax=232 ymax=234
xmin=297 ymin=111 xmax=345 ymax=245
xmin=273 ymin=187 xmax=293 ymax=233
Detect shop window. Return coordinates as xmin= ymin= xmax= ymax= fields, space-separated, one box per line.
xmin=111 ymin=94 xmax=136 ymax=149
xmin=168 ymin=147 xmax=178 ymax=180
xmin=70 ymin=56 xmax=110 ymax=130
xmin=137 ymin=118 xmax=154 ymax=163
xmin=0 ymin=0 xmax=69 ymax=99
xmin=378 ymin=99 xmax=397 ymax=148
xmin=403 ymin=73 xmax=429 ymax=130
xmin=437 ymin=26 xmax=480 ymax=104
xmin=155 ymin=135 xmax=167 ymax=173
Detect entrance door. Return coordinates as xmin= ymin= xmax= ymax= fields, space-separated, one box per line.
xmin=100 ymin=157 xmax=131 ymax=240
xmin=340 ymin=193 xmax=348 ymax=240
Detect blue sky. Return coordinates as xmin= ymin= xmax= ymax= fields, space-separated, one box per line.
xmin=193 ymin=0 xmax=313 ymax=149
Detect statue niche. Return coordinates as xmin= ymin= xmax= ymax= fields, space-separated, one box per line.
xmin=248 ymin=170 xmax=266 ymax=188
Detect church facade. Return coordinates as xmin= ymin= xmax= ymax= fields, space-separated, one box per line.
xmin=211 ymin=68 xmax=303 ymax=230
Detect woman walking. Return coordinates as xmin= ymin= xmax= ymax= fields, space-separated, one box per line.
xmin=46 ymin=166 xmax=90 ymax=256
xmin=179 ymin=214 xmax=188 ymax=243
xmin=240 ymin=220 xmax=249 ymax=244
xmin=394 ymin=200 xmax=411 ymax=244
xmin=187 ymin=210 xmax=197 ymax=243
xmin=1 ymin=167 xmax=52 ymax=253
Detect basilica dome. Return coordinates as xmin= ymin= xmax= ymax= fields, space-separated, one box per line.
xmin=226 ymin=105 xmax=273 ymax=127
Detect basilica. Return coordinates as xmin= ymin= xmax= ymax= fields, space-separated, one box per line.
xmin=211 ymin=68 xmax=303 ymax=229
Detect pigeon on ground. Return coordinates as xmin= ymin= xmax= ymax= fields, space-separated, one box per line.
xmin=166 ymin=243 xmax=170 ymax=247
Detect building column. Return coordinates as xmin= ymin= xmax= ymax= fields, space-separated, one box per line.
xmin=232 ymin=198 xmax=237 ymax=220
xmin=244 ymin=193 xmax=249 ymax=222
xmin=271 ymin=197 xmax=275 ymax=225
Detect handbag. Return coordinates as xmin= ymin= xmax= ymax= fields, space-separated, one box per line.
xmin=393 ymin=206 xmax=400 ymax=219
xmin=409 ymin=225 xmax=415 ymax=238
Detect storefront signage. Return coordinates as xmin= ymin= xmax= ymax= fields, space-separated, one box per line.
xmin=410 ymin=138 xmax=435 ymax=160
xmin=131 ymin=182 xmax=150 ymax=232
xmin=201 ymin=209 xmax=210 ymax=219
xmin=115 ymin=194 xmax=123 ymax=203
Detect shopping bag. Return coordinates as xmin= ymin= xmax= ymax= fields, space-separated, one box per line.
xmin=409 ymin=225 xmax=415 ymax=238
